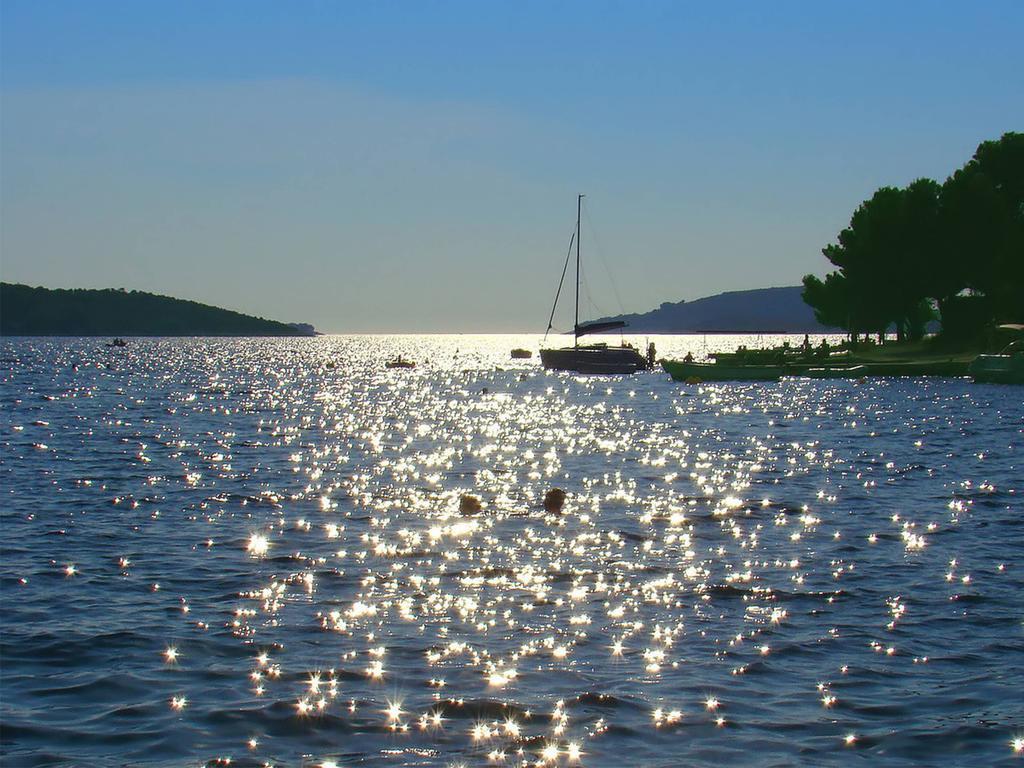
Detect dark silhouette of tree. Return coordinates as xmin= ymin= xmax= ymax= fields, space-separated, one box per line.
xmin=812 ymin=184 xmax=935 ymax=340
xmin=939 ymin=132 xmax=1023 ymax=323
xmin=804 ymin=132 xmax=1023 ymax=340
xmin=802 ymin=272 xmax=852 ymax=334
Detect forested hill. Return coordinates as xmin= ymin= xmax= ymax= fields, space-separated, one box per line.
xmin=594 ymin=286 xmax=836 ymax=333
xmin=0 ymin=283 xmax=316 ymax=337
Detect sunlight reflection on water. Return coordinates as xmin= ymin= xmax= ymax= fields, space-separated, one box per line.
xmin=0 ymin=334 xmax=1021 ymax=767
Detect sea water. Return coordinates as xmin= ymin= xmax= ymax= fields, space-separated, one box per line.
xmin=1 ymin=335 xmax=1021 ymax=767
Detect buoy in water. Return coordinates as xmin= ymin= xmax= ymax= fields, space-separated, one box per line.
xmin=543 ymin=488 xmax=566 ymax=514
xmin=459 ymin=494 xmax=482 ymax=515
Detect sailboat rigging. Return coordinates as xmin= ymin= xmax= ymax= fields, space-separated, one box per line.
xmin=540 ymin=195 xmax=652 ymax=374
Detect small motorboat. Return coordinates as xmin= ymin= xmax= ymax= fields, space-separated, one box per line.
xmin=510 ymin=348 xmax=533 ymax=359
xmin=385 ymin=356 xmax=416 ymax=369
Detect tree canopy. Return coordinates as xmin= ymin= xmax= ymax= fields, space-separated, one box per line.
xmin=803 ymin=132 xmax=1023 ymax=341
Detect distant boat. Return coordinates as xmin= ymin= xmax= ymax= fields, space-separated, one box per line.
xmin=106 ymin=338 xmax=128 ymax=348
xmin=510 ymin=348 xmax=533 ymax=359
xmin=539 ymin=195 xmax=652 ymax=375
xmin=385 ymin=356 xmax=415 ymax=369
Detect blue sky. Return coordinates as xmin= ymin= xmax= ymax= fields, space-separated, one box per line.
xmin=2 ymin=1 xmax=1022 ymax=332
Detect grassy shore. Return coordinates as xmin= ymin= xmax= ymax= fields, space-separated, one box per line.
xmin=717 ymin=329 xmax=1018 ymax=366
xmin=844 ymin=325 xmax=1022 ymax=362
xmin=842 ymin=338 xmax=978 ymax=364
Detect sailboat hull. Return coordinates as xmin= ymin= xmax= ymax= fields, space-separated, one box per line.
xmin=540 ymin=345 xmax=649 ymax=374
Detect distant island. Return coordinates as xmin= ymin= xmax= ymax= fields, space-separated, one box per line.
xmin=0 ymin=283 xmax=317 ymax=337
xmin=594 ymin=286 xmax=834 ymax=333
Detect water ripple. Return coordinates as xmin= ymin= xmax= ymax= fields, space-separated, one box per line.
xmin=1 ymin=335 xmax=1021 ymax=767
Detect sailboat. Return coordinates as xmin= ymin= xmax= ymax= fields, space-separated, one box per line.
xmin=540 ymin=195 xmax=652 ymax=374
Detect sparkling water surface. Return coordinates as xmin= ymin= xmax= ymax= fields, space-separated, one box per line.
xmin=1 ymin=335 xmax=1021 ymax=767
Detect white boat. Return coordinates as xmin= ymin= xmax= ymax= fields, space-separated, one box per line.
xmin=969 ymin=339 xmax=1024 ymax=384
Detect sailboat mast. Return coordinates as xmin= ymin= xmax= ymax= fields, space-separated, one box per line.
xmin=575 ymin=194 xmax=582 ymax=348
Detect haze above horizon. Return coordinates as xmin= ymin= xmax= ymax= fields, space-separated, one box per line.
xmin=2 ymin=1 xmax=1021 ymax=332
